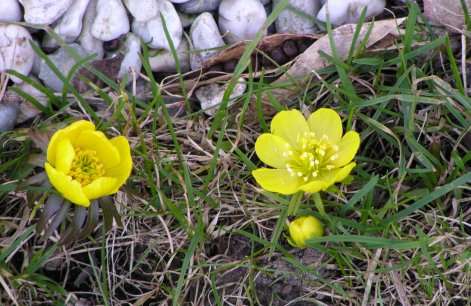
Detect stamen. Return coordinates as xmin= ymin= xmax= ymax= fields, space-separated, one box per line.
xmin=330 ymin=154 xmax=338 ymax=161
xmin=325 ymin=165 xmax=335 ymax=170
xmin=69 ymin=149 xmax=104 ymax=186
xmin=286 ymin=165 xmax=294 ymax=174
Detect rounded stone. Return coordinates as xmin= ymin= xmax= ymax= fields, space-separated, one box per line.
xmin=0 ymin=25 xmax=35 ymax=83
xmin=218 ymin=0 xmax=267 ymax=44
xmin=123 ymin=0 xmax=159 ymax=22
xmin=92 ymin=0 xmax=130 ymax=41
xmin=195 ymin=77 xmax=247 ymax=116
xmin=38 ymin=44 xmax=88 ymax=92
xmin=0 ymin=104 xmax=18 ymax=132
xmin=19 ymin=0 xmax=73 ymax=25
xmin=190 ymin=12 xmax=225 ymax=69
xmin=54 ymin=0 xmax=92 ymax=42
xmin=176 ymin=0 xmax=221 ymax=14
xmin=133 ymin=0 xmax=183 ymax=51
xmin=79 ymin=0 xmax=104 ymax=59
xmin=148 ymin=38 xmax=190 ymax=73
xmin=274 ymin=0 xmax=320 ymax=34
xmin=0 ymin=0 xmax=22 ymax=22
xmin=17 ymin=77 xmax=48 ymax=123
xmin=317 ymin=0 xmax=386 ymax=26
xmin=118 ymin=33 xmax=142 ymax=82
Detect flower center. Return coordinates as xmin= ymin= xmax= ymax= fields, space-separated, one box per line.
xmin=69 ymin=148 xmax=105 ymax=186
xmin=284 ymin=132 xmax=339 ymax=182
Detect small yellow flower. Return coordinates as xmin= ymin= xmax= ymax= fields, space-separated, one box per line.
xmin=44 ymin=120 xmax=132 ymax=207
xmin=252 ymin=108 xmax=360 ymax=195
xmin=288 ymin=215 xmax=323 ymax=248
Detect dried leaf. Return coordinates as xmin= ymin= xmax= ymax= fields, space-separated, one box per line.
xmin=41 ymin=200 xmax=70 ymax=241
xmin=36 ymin=194 xmax=63 ymax=234
xmin=162 ymin=33 xmax=319 ymax=94
xmin=424 ymin=0 xmax=471 ymax=32
xmin=100 ymin=196 xmax=123 ymax=231
xmin=72 ymin=55 xmax=124 ymax=93
xmin=202 ymin=33 xmax=320 ymax=70
xmin=78 ymin=201 xmax=99 ymax=240
xmin=59 ymin=206 xmax=87 ymax=245
xmin=28 ymin=129 xmax=50 ymax=152
xmin=274 ymin=18 xmax=405 ymax=94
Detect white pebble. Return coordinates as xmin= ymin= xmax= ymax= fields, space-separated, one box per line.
xmin=0 ymin=25 xmax=35 ymax=83
xmin=195 ymin=78 xmax=247 ymax=116
xmin=118 ymin=33 xmax=142 ymax=82
xmin=92 ymin=0 xmax=130 ymax=41
xmin=274 ymin=0 xmax=320 ymax=34
xmin=0 ymin=0 xmax=22 ymax=22
xmin=133 ymin=0 xmax=183 ymax=51
xmin=0 ymin=104 xmax=18 ymax=132
xmin=123 ymin=0 xmax=159 ymax=22
xmin=317 ymin=0 xmax=385 ymax=26
xmin=79 ymin=0 xmax=104 ymax=59
xmin=55 ymin=0 xmax=92 ymax=42
xmin=218 ymin=0 xmax=267 ymax=44
xmin=19 ymin=0 xmax=73 ymax=25
xmin=177 ymin=0 xmax=221 ymax=14
xmin=190 ymin=12 xmax=225 ymax=69
xmin=148 ymin=38 xmax=191 ymax=73
xmin=17 ymin=77 xmax=48 ymax=123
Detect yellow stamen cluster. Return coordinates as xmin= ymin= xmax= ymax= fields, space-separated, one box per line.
xmin=284 ymin=132 xmax=339 ymax=182
xmin=69 ymin=148 xmax=105 ymax=186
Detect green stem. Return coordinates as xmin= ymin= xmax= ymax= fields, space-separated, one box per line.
xmin=287 ymin=192 xmax=303 ymax=216
xmin=313 ymin=193 xmax=326 ymax=216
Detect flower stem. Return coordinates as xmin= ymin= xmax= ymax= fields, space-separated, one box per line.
xmin=287 ymin=192 xmax=303 ymax=216
xmin=313 ymin=193 xmax=326 ymax=216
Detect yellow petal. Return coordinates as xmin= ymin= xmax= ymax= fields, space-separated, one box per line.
xmin=83 ymin=177 xmax=118 ymax=200
xmin=47 ymin=120 xmax=95 ymax=166
xmin=299 ymin=180 xmax=327 ymax=193
xmin=252 ymin=168 xmax=302 ymax=195
xmin=334 ymin=162 xmax=356 ymax=183
xmin=74 ymin=131 xmax=121 ymax=169
xmin=307 ymin=108 xmax=343 ymax=144
xmin=54 ymin=138 xmax=75 ymax=174
xmin=106 ymin=136 xmax=133 ymax=193
xmin=45 ymin=163 xmax=90 ymax=207
xmin=255 ymin=133 xmax=293 ymax=169
xmin=288 ymin=220 xmax=305 ymax=248
xmin=315 ymin=162 xmax=357 ymax=190
xmin=270 ymin=109 xmax=309 ymax=148
xmin=331 ymin=131 xmax=360 ymax=167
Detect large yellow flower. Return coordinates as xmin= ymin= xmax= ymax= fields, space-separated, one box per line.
xmin=252 ymin=108 xmax=360 ymax=195
xmin=44 ymin=120 xmax=132 ymax=207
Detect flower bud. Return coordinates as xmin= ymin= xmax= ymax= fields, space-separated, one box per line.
xmin=288 ymin=215 xmax=324 ymax=248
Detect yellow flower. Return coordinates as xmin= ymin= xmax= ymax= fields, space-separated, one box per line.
xmin=44 ymin=120 xmax=132 ymax=207
xmin=252 ymin=108 xmax=360 ymax=195
xmin=288 ymin=215 xmax=324 ymax=248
